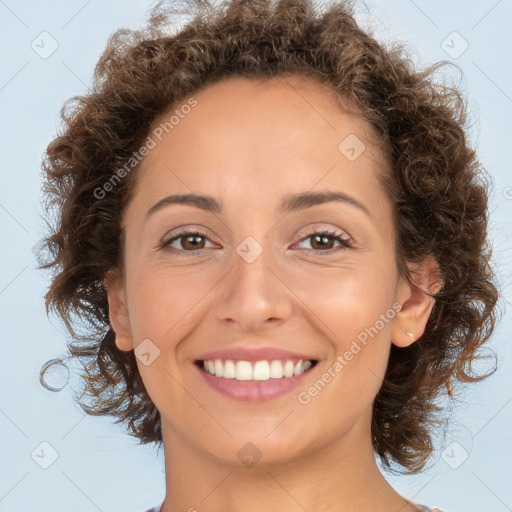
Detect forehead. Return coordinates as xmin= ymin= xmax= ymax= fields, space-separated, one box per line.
xmin=130 ymin=74 xmax=390 ymax=213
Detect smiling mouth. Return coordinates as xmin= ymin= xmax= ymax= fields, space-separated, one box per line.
xmin=194 ymin=358 xmax=319 ymax=381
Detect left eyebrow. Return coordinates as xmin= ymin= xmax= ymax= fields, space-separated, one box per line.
xmin=145 ymin=190 xmax=371 ymax=219
xmin=280 ymin=190 xmax=371 ymax=218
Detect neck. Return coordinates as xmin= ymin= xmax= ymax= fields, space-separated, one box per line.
xmin=158 ymin=409 xmax=420 ymax=512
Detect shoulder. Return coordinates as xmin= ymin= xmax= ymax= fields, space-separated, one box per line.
xmin=417 ymin=506 xmax=445 ymax=512
xmin=143 ymin=507 xmax=162 ymax=512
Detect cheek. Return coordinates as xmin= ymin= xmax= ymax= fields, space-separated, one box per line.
xmin=125 ymin=266 xmax=204 ymax=411
xmin=291 ymin=271 xmax=396 ymax=433
xmin=126 ymin=260 xmax=215 ymax=343
xmin=296 ymin=258 xmax=397 ymax=336
xmin=296 ymin=261 xmax=397 ymax=387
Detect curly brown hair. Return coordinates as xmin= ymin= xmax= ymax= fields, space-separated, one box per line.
xmin=37 ymin=0 xmax=499 ymax=474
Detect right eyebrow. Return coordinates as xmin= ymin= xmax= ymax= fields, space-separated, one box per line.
xmin=146 ymin=194 xmax=222 ymax=219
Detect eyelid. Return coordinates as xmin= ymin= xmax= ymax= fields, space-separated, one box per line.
xmin=162 ymin=225 xmax=215 ymax=241
xmin=156 ymin=225 xmax=217 ymax=253
xmin=294 ymin=223 xmax=353 ymax=244
xmin=292 ymin=226 xmax=354 ymax=252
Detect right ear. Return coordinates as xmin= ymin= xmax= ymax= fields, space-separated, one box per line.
xmin=103 ymin=269 xmax=134 ymax=352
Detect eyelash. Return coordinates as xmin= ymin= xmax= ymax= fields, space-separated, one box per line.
xmin=158 ymin=228 xmax=353 ymax=256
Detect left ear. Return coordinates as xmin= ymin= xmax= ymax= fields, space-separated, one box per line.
xmin=391 ymin=255 xmax=443 ymax=348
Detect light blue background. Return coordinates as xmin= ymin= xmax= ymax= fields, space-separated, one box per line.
xmin=1 ymin=1 xmax=511 ymax=511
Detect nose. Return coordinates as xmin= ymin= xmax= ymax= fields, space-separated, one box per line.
xmin=213 ymin=241 xmax=293 ymax=332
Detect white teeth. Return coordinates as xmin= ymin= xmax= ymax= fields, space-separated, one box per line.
xmin=201 ymin=358 xmax=314 ymax=381
xmin=253 ymin=361 xmax=270 ymax=380
xmin=283 ymin=360 xmax=295 ymax=378
xmin=214 ymin=360 xmax=224 ymax=378
xmin=302 ymin=360 xmax=312 ymax=371
xmin=269 ymin=360 xmax=284 ymax=378
xmin=223 ymin=360 xmax=236 ymax=379
xmin=235 ymin=361 xmax=253 ymax=381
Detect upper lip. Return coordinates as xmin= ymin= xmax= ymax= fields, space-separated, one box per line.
xmin=196 ymin=347 xmax=318 ymax=362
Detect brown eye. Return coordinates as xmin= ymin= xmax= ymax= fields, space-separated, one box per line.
xmin=295 ymin=229 xmax=353 ymax=254
xmin=310 ymin=233 xmax=337 ymax=250
xmin=160 ymin=230 xmax=214 ymax=254
xmin=180 ymin=233 xmax=206 ymax=250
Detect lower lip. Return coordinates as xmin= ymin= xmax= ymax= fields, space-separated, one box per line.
xmin=194 ymin=363 xmax=317 ymax=403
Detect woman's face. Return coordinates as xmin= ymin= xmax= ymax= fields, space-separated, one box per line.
xmin=108 ymin=75 xmax=416 ymax=465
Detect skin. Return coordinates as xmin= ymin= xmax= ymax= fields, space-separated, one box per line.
xmin=105 ymin=75 xmax=440 ymax=512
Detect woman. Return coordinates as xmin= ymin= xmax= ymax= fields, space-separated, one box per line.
xmin=38 ymin=0 xmax=498 ymax=510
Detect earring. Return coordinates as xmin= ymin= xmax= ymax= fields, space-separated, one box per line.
xmin=406 ymin=331 xmax=415 ymax=341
